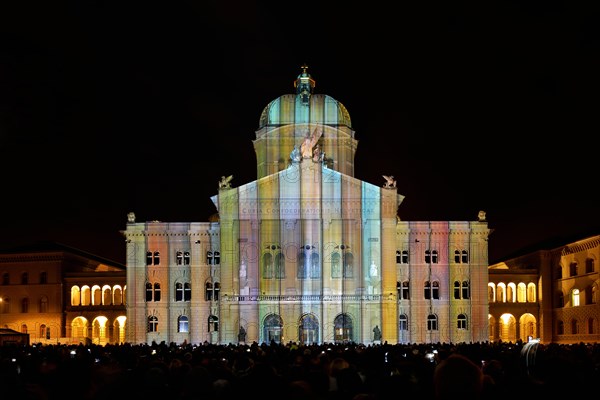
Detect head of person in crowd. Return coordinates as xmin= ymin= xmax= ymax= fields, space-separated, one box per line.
xmin=433 ymin=353 xmax=484 ymax=400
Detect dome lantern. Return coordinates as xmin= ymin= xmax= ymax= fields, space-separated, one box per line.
xmin=294 ymin=64 xmax=315 ymax=105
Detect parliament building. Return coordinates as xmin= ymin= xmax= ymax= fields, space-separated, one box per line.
xmin=122 ymin=67 xmax=491 ymax=345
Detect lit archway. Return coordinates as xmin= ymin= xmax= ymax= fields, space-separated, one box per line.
xmin=71 ymin=316 xmax=88 ymax=343
xmin=499 ymin=313 xmax=517 ymax=342
xmin=519 ymin=313 xmax=537 ymax=341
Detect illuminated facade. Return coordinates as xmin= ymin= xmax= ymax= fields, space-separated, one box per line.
xmin=0 ymin=242 xmax=126 ymax=344
xmin=488 ymin=234 xmax=600 ymax=343
xmin=123 ymin=67 xmax=491 ymax=345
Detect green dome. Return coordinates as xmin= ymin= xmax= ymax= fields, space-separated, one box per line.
xmin=258 ymin=66 xmax=351 ymax=129
xmin=258 ymin=93 xmax=352 ymax=128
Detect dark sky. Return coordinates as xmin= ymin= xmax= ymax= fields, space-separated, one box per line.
xmin=1 ymin=1 xmax=598 ymax=265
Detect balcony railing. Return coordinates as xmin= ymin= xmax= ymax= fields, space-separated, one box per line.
xmin=221 ymin=294 xmax=395 ymax=302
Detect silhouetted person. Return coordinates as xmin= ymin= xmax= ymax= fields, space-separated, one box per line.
xmin=433 ymin=354 xmax=483 ymax=400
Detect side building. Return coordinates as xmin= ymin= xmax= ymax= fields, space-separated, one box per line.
xmin=123 ymin=67 xmax=491 ymax=345
xmin=488 ymin=233 xmax=600 ymax=344
xmin=0 ymin=242 xmax=127 ymax=345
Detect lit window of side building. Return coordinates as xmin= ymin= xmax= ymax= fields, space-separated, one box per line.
xmin=0 ymin=242 xmax=126 ymax=345
xmin=488 ymin=234 xmax=600 ymax=344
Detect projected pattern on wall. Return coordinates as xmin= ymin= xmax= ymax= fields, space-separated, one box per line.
xmin=124 ymin=67 xmax=491 ymax=345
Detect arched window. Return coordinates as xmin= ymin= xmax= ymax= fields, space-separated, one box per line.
xmin=396 ymin=250 xmax=409 ymax=263
xmin=175 ymin=282 xmax=183 ymax=301
xmin=402 ymin=281 xmax=410 ymax=300
xmin=571 ymin=319 xmax=579 ymax=334
xmin=178 ymin=315 xmax=189 ymax=333
xmin=572 ymin=288 xmax=580 ymax=307
xmin=427 ymin=314 xmax=438 ymax=331
xmin=454 ymin=281 xmax=460 ymax=299
xmin=397 ymin=281 xmax=410 ymax=300
xmin=334 ymin=313 xmax=353 ymax=343
xmin=113 ymin=286 xmax=123 ymax=305
xmin=204 ymin=281 xmax=219 ymax=301
xmin=146 ymin=283 xmax=153 ymax=302
xmin=462 ymin=281 xmax=470 ymax=299
xmin=331 ymin=252 xmax=341 ymax=278
xmin=184 ymin=283 xmax=191 ymax=301
xmin=310 ymin=252 xmax=320 ymax=279
xmin=275 ymin=253 xmax=285 ymax=279
xmin=461 ymin=250 xmax=468 ymax=264
xmin=102 ymin=286 xmax=112 ymax=305
xmin=146 ymin=251 xmax=160 ymax=265
xmin=153 ymin=283 xmax=161 ymax=302
xmin=399 ymin=314 xmax=408 ymax=331
xmin=497 ymin=284 xmax=505 ymax=303
xmin=208 ymin=315 xmax=219 ymax=332
xmin=527 ymin=283 xmax=536 ymax=302
xmin=569 ymin=262 xmax=578 ymax=277
xmin=262 ymin=253 xmax=273 ymax=279
xmin=147 ymin=316 xmax=158 ymax=333
xmin=457 ymin=314 xmax=467 ymax=330
xmin=263 ymin=314 xmax=282 ymax=343
xmin=92 ymin=285 xmax=102 ymax=305
xmin=343 ymin=252 xmax=354 ymax=278
xmin=297 ymin=252 xmax=307 ymax=279
xmin=205 ymin=282 xmax=213 ymax=301
xmin=425 ymin=281 xmax=431 ymax=300
xmin=184 ymin=251 xmax=191 ymax=265
xmin=586 ymin=258 xmax=595 ymax=273
xmin=214 ymin=282 xmax=220 ymax=301
xmin=517 ymin=283 xmax=527 ymax=302
xmin=71 ymin=286 xmax=81 ymax=306
xmin=176 ymin=251 xmax=183 ymax=265
xmin=488 ymin=284 xmax=495 ymax=303
xmin=507 ymin=283 xmax=516 ymax=302
xmin=432 ymin=281 xmax=440 ymax=299
xmin=401 ymin=250 xmax=409 ymax=264
xmin=298 ymin=313 xmax=319 ymax=344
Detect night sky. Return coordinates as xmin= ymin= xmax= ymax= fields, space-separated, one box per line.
xmin=1 ymin=1 xmax=598 ymax=265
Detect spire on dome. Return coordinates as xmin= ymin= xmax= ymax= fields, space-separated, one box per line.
xmin=294 ymin=64 xmax=315 ymax=104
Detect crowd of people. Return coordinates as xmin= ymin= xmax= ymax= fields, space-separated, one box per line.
xmin=1 ymin=339 xmax=599 ymax=400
